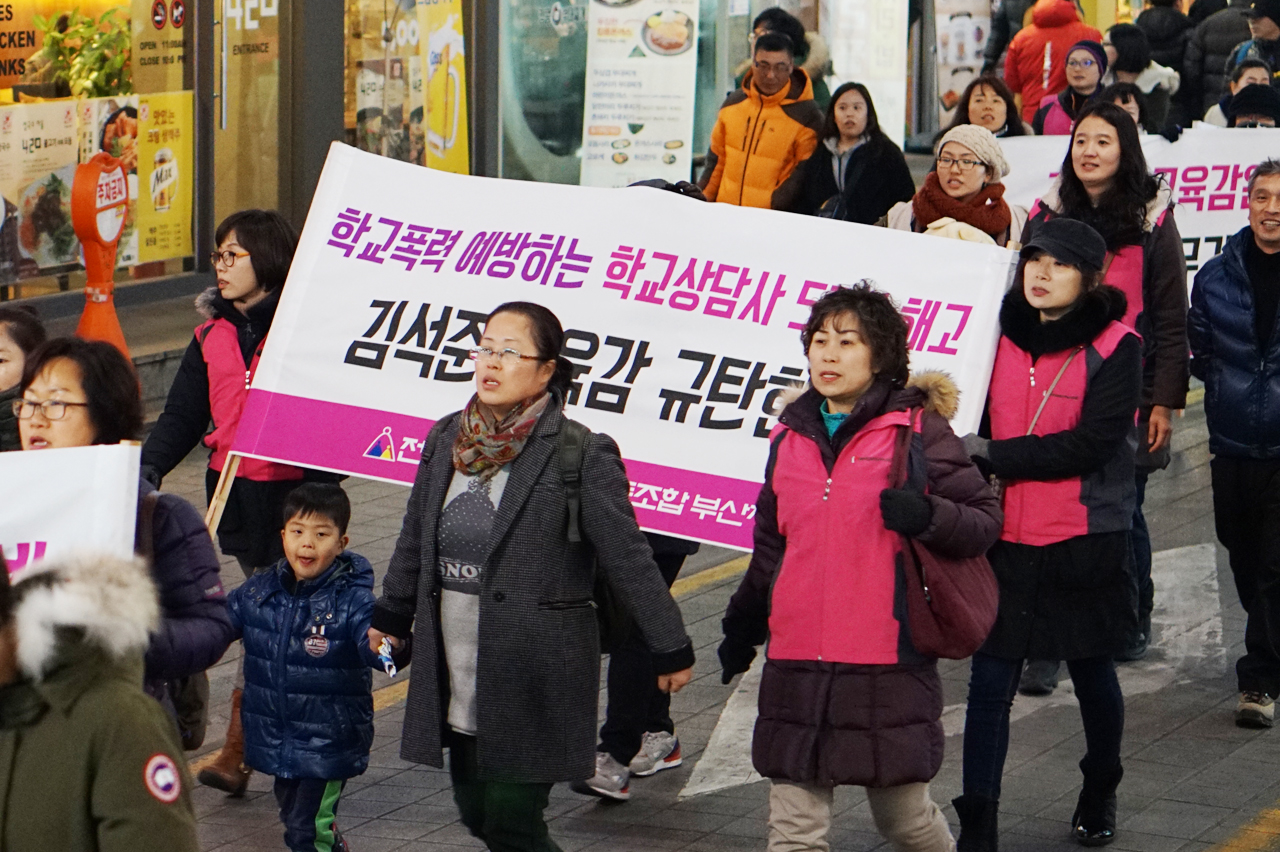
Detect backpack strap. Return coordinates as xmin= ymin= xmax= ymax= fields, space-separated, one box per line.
xmin=135 ymin=491 xmax=161 ymax=561
xmin=559 ymin=418 xmax=590 ymax=544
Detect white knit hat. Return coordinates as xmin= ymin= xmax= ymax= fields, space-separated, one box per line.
xmin=936 ymin=124 xmax=1010 ymax=183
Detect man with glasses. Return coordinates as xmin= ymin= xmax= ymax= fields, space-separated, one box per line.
xmin=697 ymin=31 xmax=823 ymax=210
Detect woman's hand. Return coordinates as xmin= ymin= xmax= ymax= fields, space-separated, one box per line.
xmin=657 ymin=668 xmax=693 ymax=694
xmin=367 ymin=627 xmax=404 ymax=655
xmin=1147 ymin=405 xmax=1173 ymax=453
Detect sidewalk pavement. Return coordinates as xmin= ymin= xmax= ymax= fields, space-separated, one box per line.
xmin=170 ymin=398 xmax=1280 ymax=852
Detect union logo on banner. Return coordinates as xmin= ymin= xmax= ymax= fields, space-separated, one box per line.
xmin=364 ymin=427 xmax=396 ymax=461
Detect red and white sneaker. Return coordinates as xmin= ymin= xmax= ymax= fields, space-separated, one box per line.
xmin=628 ymin=731 xmax=682 ymax=777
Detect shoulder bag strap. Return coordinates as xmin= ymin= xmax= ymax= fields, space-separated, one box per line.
xmin=1026 ymin=345 xmax=1085 ymax=436
xmin=559 ymin=418 xmax=589 ymax=544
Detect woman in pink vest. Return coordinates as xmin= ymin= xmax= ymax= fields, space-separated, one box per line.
xmin=719 ymin=284 xmax=1002 ymax=852
xmin=1033 ymin=40 xmax=1108 ymax=134
xmin=955 ymin=218 xmax=1142 ymax=849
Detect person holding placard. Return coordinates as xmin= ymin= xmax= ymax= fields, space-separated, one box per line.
xmin=367 ymin=302 xmax=694 ymax=852
xmin=0 ymin=305 xmax=46 ymax=452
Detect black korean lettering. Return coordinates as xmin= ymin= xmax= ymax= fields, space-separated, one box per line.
xmin=396 ymin=303 xmax=432 ymax=347
xmin=658 ymin=389 xmax=701 ymax=423
xmin=562 ymin=330 xmax=600 ymax=406
xmin=677 ymin=350 xmax=716 ymax=389
xmin=428 ymin=306 xmax=454 ymax=350
xmin=601 ymin=337 xmax=653 ymax=383
xmin=706 ymin=357 xmax=751 ymax=403
xmin=449 ymin=310 xmax=488 ymax=346
xmin=754 ymin=367 xmax=805 ymax=437
xmin=738 ymin=363 xmax=769 ymax=410
xmin=434 ymin=346 xmax=475 ymax=382
xmin=344 ymin=341 xmax=389 ymax=369
xmin=699 ymin=406 xmax=744 ymax=430
xmin=393 ymin=349 xmax=435 ymax=377
xmin=361 ymin=300 xmax=397 ymax=338
xmin=585 ymin=383 xmax=629 ymax=414
xmin=384 ymin=301 xmax=409 ymax=342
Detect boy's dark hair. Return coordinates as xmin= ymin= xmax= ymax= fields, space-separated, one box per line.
xmin=1233 ymin=58 xmax=1274 ymax=84
xmin=1107 ymin=24 xmax=1151 ymax=75
xmin=0 ymin=305 xmax=47 ymax=357
xmin=754 ymin=31 xmax=795 ymax=59
xmin=1101 ymin=81 xmax=1149 ymax=125
xmin=752 ymin=7 xmax=808 ymax=63
xmin=214 ymin=209 xmax=299 ymax=293
xmin=487 ymin=301 xmax=574 ymax=399
xmin=800 ymin=283 xmax=910 ymax=388
xmin=20 ymin=338 xmax=142 ymax=445
xmin=282 ymin=483 xmax=352 ymax=536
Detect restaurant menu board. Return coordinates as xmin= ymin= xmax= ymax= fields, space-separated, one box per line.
xmin=579 ymin=0 xmax=700 ymax=188
xmin=79 ymin=96 xmax=140 ymax=266
xmin=935 ymin=0 xmax=990 ymax=125
xmin=0 ymin=100 xmax=79 ymax=281
xmin=137 ymin=91 xmax=193 ymax=262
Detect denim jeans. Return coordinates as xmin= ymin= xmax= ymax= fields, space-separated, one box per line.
xmin=962 ymin=652 xmax=1124 ymax=799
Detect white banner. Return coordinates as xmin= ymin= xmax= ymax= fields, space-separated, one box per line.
xmin=1000 ymin=127 xmax=1276 ymax=284
xmin=233 ymin=143 xmax=1014 ymax=549
xmin=0 ymin=443 xmax=141 ymax=573
xmin=579 ymin=0 xmax=700 ymax=187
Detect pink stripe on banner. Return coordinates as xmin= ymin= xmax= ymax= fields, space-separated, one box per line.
xmin=232 ymin=390 xmax=760 ymax=550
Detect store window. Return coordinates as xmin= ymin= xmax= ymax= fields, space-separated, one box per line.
xmin=344 ymin=0 xmax=423 ymax=166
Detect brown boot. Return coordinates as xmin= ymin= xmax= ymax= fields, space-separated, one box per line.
xmin=197 ymin=688 xmax=251 ymax=796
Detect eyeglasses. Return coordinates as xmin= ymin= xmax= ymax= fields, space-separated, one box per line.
xmin=12 ymin=398 xmax=90 ymax=420
xmin=753 ymin=60 xmax=793 ymax=76
xmin=1237 ymin=119 xmax=1277 ymax=127
xmin=936 ymin=155 xmax=986 ymax=172
xmin=468 ymin=346 xmax=544 ymax=365
xmin=1066 ymin=58 xmax=1097 ymax=69
xmin=209 ymin=249 xmax=251 ymax=268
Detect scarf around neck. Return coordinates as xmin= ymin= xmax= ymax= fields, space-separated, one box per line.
xmin=452 ymin=392 xmax=552 ymax=478
xmin=912 ymin=171 xmax=1012 ymax=238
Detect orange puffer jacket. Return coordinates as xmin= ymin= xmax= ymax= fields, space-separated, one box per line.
xmin=699 ymin=68 xmax=823 ymax=210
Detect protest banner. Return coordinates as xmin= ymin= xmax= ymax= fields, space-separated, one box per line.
xmin=0 ymin=442 xmax=141 ymax=573
xmin=1001 ymin=127 xmax=1274 ymax=285
xmin=231 ymin=142 xmax=1014 ymax=549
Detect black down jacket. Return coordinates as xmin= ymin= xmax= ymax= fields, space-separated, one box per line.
xmin=1182 ymin=1 xmax=1252 ymax=114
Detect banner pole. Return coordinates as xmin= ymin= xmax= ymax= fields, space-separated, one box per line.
xmin=204 ymin=454 xmax=241 ymax=533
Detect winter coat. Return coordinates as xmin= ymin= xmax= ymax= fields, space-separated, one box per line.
xmin=1025 ymin=181 xmax=1190 ymax=468
xmin=1004 ymin=0 xmax=1102 ymax=124
xmin=1188 ymin=226 xmax=1280 ymax=458
xmin=141 ymin=287 xmax=311 ymax=566
xmin=983 ymin=0 xmax=1037 ymax=73
xmin=789 ymin=135 xmax=916 ymax=224
xmin=699 ymin=67 xmax=824 ymax=210
xmin=1102 ymin=62 xmax=1182 ymax=132
xmin=136 ymin=480 xmax=235 ymax=703
xmin=884 ymin=198 xmax=1029 ymax=250
xmin=229 ymin=552 xmax=393 ymax=780
xmin=1136 ymin=5 xmax=1194 ymax=79
xmin=724 ymin=375 xmax=1002 ymax=787
xmin=371 ymin=402 xmax=695 ymax=783
xmin=978 ymin=285 xmax=1142 ymax=661
xmin=0 ymin=555 xmax=199 ymax=852
xmin=0 ymin=384 xmax=19 ymax=452
xmin=1182 ymin=1 xmax=1252 ymax=114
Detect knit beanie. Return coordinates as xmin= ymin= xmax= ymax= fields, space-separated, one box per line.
xmin=936 ymin=124 xmax=1011 ymax=182
xmin=1067 ymin=40 xmax=1108 ymax=78
xmin=1227 ymin=82 xmax=1280 ymax=125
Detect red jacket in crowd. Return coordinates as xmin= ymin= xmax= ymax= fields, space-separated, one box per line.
xmin=1004 ymin=0 xmax=1102 ymax=124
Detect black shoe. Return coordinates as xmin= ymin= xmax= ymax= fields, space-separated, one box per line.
xmin=1115 ymin=615 xmax=1151 ymax=662
xmin=953 ymin=794 xmax=999 ymax=852
xmin=1018 ymin=660 xmax=1061 ymax=696
xmin=1071 ymin=760 xmax=1123 ymax=847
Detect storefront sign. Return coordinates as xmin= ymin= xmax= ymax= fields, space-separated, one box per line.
xmin=231 ymin=143 xmax=1013 ymax=549
xmin=138 ymin=91 xmax=192 ymax=262
xmin=417 ymin=0 xmax=470 ymax=174
xmin=131 ymin=0 xmax=189 ymax=94
xmin=0 ymin=100 xmax=79 ymax=279
xmin=579 ymin=0 xmax=700 ymax=188
xmin=1001 ymin=127 xmax=1275 ymax=287
xmin=821 ymin=0 xmax=909 ymax=147
xmin=0 ymin=443 xmax=141 ymax=573
xmin=934 ymin=0 xmax=990 ymax=125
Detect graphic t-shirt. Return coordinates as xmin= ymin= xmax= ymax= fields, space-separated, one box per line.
xmin=436 ymin=467 xmax=508 ymax=734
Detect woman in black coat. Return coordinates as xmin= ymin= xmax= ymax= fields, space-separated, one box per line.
xmin=789 ymin=82 xmax=916 ymax=224
xmin=368 ymin=301 xmax=694 ymax=852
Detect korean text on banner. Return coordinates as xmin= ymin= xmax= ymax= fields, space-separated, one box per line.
xmin=232 ymin=143 xmax=1013 ymax=550
xmin=138 ymin=91 xmax=193 ymax=262
xmin=579 ymin=0 xmax=700 ymax=188
xmin=1000 ymin=127 xmax=1274 ymax=285
xmin=0 ymin=443 xmax=141 ymax=574
xmin=417 ymin=0 xmax=470 ymax=175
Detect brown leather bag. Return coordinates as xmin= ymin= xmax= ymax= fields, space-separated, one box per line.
xmin=890 ymin=408 xmax=999 ymax=660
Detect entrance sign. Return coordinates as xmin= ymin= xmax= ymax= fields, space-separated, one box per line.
xmin=232 ymin=143 xmax=1013 ymax=549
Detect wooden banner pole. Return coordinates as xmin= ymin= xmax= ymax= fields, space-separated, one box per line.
xmin=203 ymin=453 xmax=241 ymax=533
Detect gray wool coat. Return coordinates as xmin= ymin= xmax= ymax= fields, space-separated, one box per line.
xmin=371 ymin=402 xmax=695 ymax=783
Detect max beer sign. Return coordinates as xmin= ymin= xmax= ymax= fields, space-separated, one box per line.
xmin=71 ymin=152 xmax=130 ymax=356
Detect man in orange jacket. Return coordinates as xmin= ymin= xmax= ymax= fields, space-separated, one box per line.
xmin=1004 ymin=0 xmax=1102 ymax=124
xmin=699 ymin=32 xmax=823 ymax=209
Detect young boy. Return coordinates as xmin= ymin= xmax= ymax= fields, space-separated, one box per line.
xmin=227 ymin=483 xmax=409 ymax=852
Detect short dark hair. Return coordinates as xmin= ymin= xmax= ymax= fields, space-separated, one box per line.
xmin=214 ymin=209 xmax=299 ymax=293
xmin=20 ymin=338 xmax=142 ymax=445
xmin=0 ymin=305 xmax=46 ymax=357
xmin=753 ymin=31 xmax=795 ymax=59
xmin=940 ymin=74 xmax=1027 ymax=137
xmin=1147 ymin=0 xmax=1177 ymax=7
xmin=1233 ymin=58 xmax=1274 ymax=84
xmin=752 ymin=7 xmax=808 ymax=63
xmin=282 ymin=483 xmax=352 ymax=536
xmin=823 ymin=82 xmax=885 ymax=143
xmin=1101 ymin=81 xmax=1149 ymax=125
xmin=800 ymin=283 xmax=910 ymax=388
xmin=486 ymin=302 xmax=573 ymax=399
xmin=1107 ymin=24 xmax=1151 ymax=74
xmin=1249 ymin=158 xmax=1280 ymax=195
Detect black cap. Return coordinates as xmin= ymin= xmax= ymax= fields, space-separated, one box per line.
xmin=1228 ymin=82 xmax=1280 ymax=124
xmin=1247 ymin=0 xmax=1280 ymax=20
xmin=1020 ymin=218 xmax=1108 ymax=273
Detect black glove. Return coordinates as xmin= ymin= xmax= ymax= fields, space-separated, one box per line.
xmin=1159 ymin=124 xmax=1183 ymax=143
xmin=961 ymin=433 xmax=990 ymax=462
xmin=718 ymin=635 xmax=757 ymax=684
xmin=140 ymin=464 xmax=163 ymax=489
xmin=879 ymin=487 xmax=933 ymax=537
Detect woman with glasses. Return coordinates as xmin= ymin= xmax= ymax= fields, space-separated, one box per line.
xmin=788 ymin=81 xmax=915 ymax=224
xmin=141 ymin=208 xmax=319 ymax=794
xmin=366 ymin=301 xmax=694 ymax=852
xmin=1033 ymin=40 xmax=1109 ymax=135
xmin=16 ymin=337 xmax=234 ymax=750
xmin=938 ymin=74 xmax=1034 ymax=140
xmin=884 ymin=124 xmax=1028 ymax=248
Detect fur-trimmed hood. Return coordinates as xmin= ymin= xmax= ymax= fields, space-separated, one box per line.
xmin=734 ymin=31 xmax=831 ymax=80
xmin=194 ymin=285 xmax=281 ymax=327
xmin=777 ymin=369 xmax=963 ymax=431
xmin=1000 ymin=282 xmax=1128 ymax=356
xmin=10 ymin=555 xmax=160 ymax=679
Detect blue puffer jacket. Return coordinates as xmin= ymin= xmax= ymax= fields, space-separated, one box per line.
xmin=229 ymin=551 xmax=386 ymax=779
xmin=1189 ymin=226 xmax=1280 ymax=458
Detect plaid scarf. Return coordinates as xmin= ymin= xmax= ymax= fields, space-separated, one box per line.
xmin=451 ymin=392 xmax=552 ymax=478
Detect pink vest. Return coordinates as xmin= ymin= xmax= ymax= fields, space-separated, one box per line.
xmin=988 ymin=320 xmax=1135 ymax=545
xmin=767 ymin=409 xmax=917 ymax=665
xmin=1039 ymin=93 xmax=1074 ymax=135
xmin=197 ymin=318 xmax=303 ymax=482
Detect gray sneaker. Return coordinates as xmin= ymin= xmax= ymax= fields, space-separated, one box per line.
xmin=1237 ymin=691 xmax=1275 ymax=728
xmin=628 ymin=731 xmax=682 ymax=777
xmin=571 ymin=752 xmax=631 ymax=801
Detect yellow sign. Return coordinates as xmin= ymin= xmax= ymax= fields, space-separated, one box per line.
xmin=417 ymin=0 xmax=469 ymax=174
xmin=137 ymin=90 xmax=191 ymax=262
